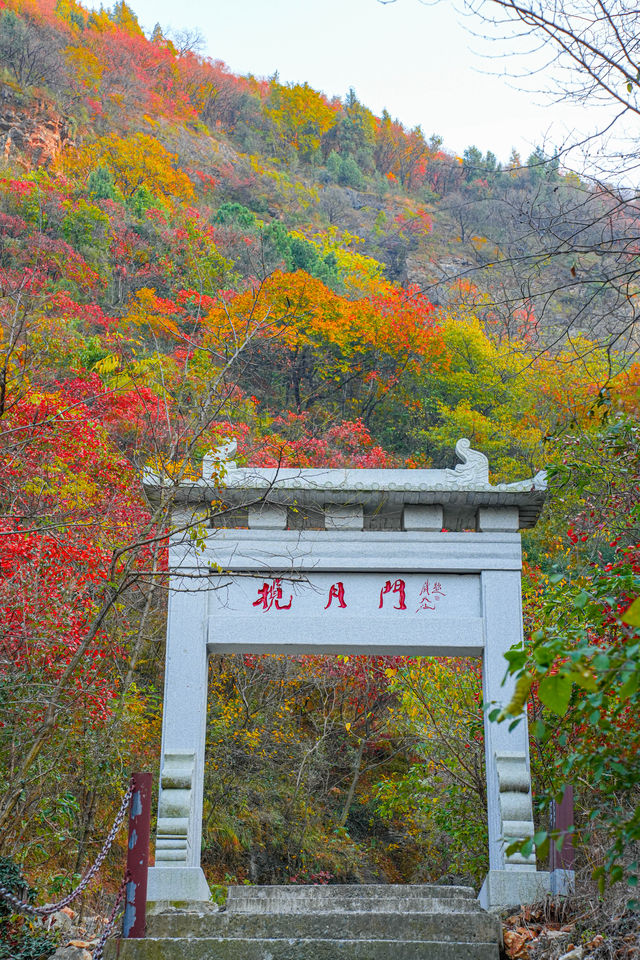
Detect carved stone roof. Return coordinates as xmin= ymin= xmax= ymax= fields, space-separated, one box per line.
xmin=143 ymin=438 xmax=548 ymax=529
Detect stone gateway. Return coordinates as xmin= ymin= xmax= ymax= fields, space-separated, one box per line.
xmin=142 ymin=439 xmax=570 ymax=914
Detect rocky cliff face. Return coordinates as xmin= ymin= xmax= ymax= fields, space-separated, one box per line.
xmin=0 ymin=83 xmax=74 ymax=169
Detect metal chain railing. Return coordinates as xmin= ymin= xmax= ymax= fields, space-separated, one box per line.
xmin=0 ymin=777 xmax=134 ymax=954
xmin=92 ymin=873 xmax=128 ymax=960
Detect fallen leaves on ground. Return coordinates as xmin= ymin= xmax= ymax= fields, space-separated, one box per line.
xmin=502 ymin=904 xmax=640 ymax=960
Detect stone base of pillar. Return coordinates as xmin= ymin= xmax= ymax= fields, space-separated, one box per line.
xmin=479 ymin=870 xmax=551 ymax=912
xmin=147 ymin=866 xmax=211 ymax=903
xmin=550 ymin=868 xmax=575 ymax=898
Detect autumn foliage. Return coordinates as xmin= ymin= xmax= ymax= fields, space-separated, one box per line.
xmin=0 ymin=0 xmax=639 ymax=909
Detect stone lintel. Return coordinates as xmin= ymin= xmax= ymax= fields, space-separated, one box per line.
xmin=170 ymin=529 xmax=524 ymax=574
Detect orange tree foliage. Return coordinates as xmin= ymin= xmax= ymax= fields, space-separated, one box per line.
xmin=374 ymin=111 xmax=433 ymax=189
xmin=203 ymin=270 xmax=445 ymax=417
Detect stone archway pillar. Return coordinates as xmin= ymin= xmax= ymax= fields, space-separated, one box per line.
xmin=146 ymin=581 xmax=210 ymax=902
xmin=479 ymin=569 xmax=552 ymax=907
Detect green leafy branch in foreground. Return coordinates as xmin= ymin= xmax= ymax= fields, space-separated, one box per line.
xmin=498 ymin=552 xmax=640 ymax=893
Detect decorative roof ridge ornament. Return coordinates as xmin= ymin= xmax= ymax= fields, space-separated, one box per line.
xmin=503 ymin=469 xmax=547 ymax=493
xmin=444 ymin=438 xmax=490 ymax=486
xmin=197 ymin=437 xmax=547 ymax=494
xmin=143 ymin=437 xmax=547 ymax=525
xmin=202 ymin=437 xmax=493 ymax=484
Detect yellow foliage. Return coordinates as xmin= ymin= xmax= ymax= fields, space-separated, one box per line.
xmin=55 ymin=0 xmax=87 ymax=29
xmin=64 ymin=133 xmax=194 ymax=204
xmin=93 ymin=353 xmax=120 ymax=375
xmin=128 ymin=287 xmax=179 ymax=333
xmin=267 ymin=81 xmax=337 ymax=155
xmin=66 ymin=45 xmax=103 ymax=92
xmin=415 ymin=313 xmax=615 ymax=480
xmin=303 ymin=230 xmax=387 ymax=299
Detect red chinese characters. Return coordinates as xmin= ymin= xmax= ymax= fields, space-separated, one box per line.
xmin=252 ymin=578 xmax=293 ymax=611
xmin=249 ymin=577 xmax=447 ymax=613
xmin=324 ymin=581 xmax=347 ymax=609
xmin=379 ymin=578 xmax=406 ymax=610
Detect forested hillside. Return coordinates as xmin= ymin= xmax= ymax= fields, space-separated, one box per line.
xmin=1 ymin=0 xmax=639 ymax=954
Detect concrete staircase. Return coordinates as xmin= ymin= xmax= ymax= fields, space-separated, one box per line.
xmin=106 ymin=884 xmax=502 ymax=959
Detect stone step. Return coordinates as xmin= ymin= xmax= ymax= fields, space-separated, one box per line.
xmin=108 ymin=936 xmax=500 ymax=960
xmin=109 ymin=883 xmax=501 ymax=959
xmin=227 ymin=883 xmax=476 ymax=903
xmin=225 ymin=884 xmax=476 ymax=914
xmin=146 ymin=908 xmax=501 ymax=942
xmin=224 ymin=895 xmax=484 ymax=916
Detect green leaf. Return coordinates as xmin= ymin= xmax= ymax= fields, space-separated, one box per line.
xmin=569 ymin=667 xmax=598 ymax=691
xmin=533 ymin=647 xmax=554 ymax=668
xmin=538 ymin=674 xmax=573 ymax=716
xmin=627 ymin=81 xmax=633 ymax=93
xmin=574 ymin=590 xmax=589 ymax=609
xmin=520 ymin=837 xmax=534 ymax=857
xmin=622 ymin=597 xmax=640 ymax=627
xmin=619 ymin=671 xmax=639 ymax=701
xmin=504 ymin=672 xmax=533 ymax=716
xmin=504 ymin=648 xmax=527 ymax=670
xmin=536 ymin=835 xmax=550 ymax=860
xmin=533 ymin=719 xmax=547 ymax=740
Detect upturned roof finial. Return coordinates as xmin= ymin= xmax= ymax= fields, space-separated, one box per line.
xmin=444 ymin=438 xmax=490 ymax=485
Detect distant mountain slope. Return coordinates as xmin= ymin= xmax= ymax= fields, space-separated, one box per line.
xmin=2 ymin=0 xmax=637 ymax=350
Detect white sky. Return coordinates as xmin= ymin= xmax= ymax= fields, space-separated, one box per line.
xmin=84 ymin=0 xmax=611 ymax=165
